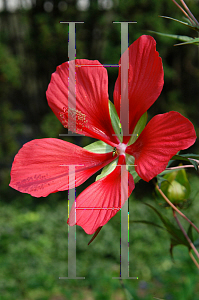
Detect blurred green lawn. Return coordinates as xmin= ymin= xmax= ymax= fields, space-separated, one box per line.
xmin=1 ymin=174 xmax=199 ymax=300
xmin=1 ymin=0 xmax=199 ymax=299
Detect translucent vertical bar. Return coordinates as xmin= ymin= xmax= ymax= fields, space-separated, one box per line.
xmin=68 ymin=23 xmax=76 ymax=134
xmin=68 ymin=165 xmax=77 ymax=278
xmin=68 ymin=60 xmax=76 ymax=133
xmin=59 ymin=22 xmax=84 ymax=137
xmin=59 ymin=21 xmax=85 ymax=280
xmin=120 ymin=22 xmax=129 ymax=137
xmin=112 ymin=21 xmax=136 ymax=138
xmin=112 ymin=164 xmax=137 ymax=280
xmin=68 ymin=22 xmax=76 ymax=60
xmin=120 ymin=165 xmax=129 ymax=278
xmin=112 ymin=21 xmax=137 ymax=280
xmin=59 ymin=165 xmax=85 ymax=279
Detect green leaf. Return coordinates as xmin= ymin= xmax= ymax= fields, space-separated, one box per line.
xmin=171 ymin=154 xmax=199 ymax=170
xmin=187 ymin=159 xmax=198 ymax=171
xmin=142 ymin=203 xmax=190 ymax=248
xmin=193 ymin=238 xmax=199 ymax=248
xmin=174 ymin=38 xmax=199 ymax=46
xmin=131 ymin=203 xmax=197 ymax=260
xmin=159 ymin=169 xmax=181 ymax=176
xmin=159 ymin=16 xmax=199 ymax=32
xmin=128 ymin=168 xmax=142 ymax=184
xmin=95 ymin=158 xmax=118 ymax=181
xmin=187 ymin=159 xmax=198 ymax=170
xmin=84 ymin=140 xmax=113 ymax=153
xmin=178 ymin=153 xmax=199 ymax=159
xmin=127 ymin=111 xmax=147 ymax=146
xmin=148 ymin=30 xmax=194 ymax=42
xmin=187 ymin=225 xmax=194 ymax=244
xmin=171 ymin=154 xmax=190 ymax=162
xmin=156 ymin=174 xmax=170 ymax=189
xmin=126 ymin=154 xmax=141 ymax=184
xmin=129 ymin=220 xmax=165 ymax=230
xmin=108 ymin=100 xmax=123 ymax=142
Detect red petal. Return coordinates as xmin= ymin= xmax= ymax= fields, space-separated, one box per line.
xmin=68 ymin=156 xmax=134 ymax=234
xmin=9 ymin=138 xmax=115 ymax=197
xmin=113 ymin=35 xmax=164 ymax=142
xmin=46 ymin=59 xmax=119 ymax=146
xmin=126 ymin=112 xmax=196 ymax=181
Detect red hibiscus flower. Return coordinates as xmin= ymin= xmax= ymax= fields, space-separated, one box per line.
xmin=9 ymin=35 xmax=196 ymax=235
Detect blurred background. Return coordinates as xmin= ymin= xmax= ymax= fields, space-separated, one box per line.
xmin=0 ymin=0 xmax=199 ymax=299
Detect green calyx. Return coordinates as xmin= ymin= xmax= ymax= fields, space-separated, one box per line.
xmin=84 ymin=140 xmax=113 ymax=153
xmin=108 ymin=100 xmax=148 ymax=145
xmin=95 ymin=158 xmax=119 ymax=181
xmin=83 ymin=102 xmax=147 ymax=183
xmin=127 ymin=111 xmax=147 ymax=146
xmin=108 ymin=100 xmax=123 ymax=142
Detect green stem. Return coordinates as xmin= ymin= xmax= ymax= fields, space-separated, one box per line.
xmin=189 ymin=251 xmax=199 ymax=269
xmin=155 ymin=184 xmax=199 ymax=235
xmin=166 ymin=165 xmax=194 ymax=170
xmin=173 ymin=209 xmax=199 ymax=261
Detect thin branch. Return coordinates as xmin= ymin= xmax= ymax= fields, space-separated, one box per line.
xmin=189 ymin=251 xmax=199 ymax=269
xmin=180 ymin=0 xmax=199 ymax=26
xmin=155 ymin=184 xmax=199 ymax=235
xmin=166 ymin=165 xmax=195 ymax=170
xmin=171 ymin=0 xmax=195 ymax=25
xmin=173 ymin=209 xmax=199 ymax=260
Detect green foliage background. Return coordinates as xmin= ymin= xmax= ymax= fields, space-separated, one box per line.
xmin=0 ymin=0 xmax=199 ymax=299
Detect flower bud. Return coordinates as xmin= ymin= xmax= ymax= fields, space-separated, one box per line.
xmin=156 ymin=166 xmax=190 ymax=205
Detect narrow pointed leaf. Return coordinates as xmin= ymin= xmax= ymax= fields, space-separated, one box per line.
xmin=88 ymin=226 xmax=103 ymax=245
xmin=174 ymin=38 xmax=199 ymax=46
xmin=84 ymin=140 xmax=113 ymax=153
xmin=126 ymin=154 xmax=141 ymax=184
xmin=156 ymin=174 xmax=170 ymax=189
xmin=187 ymin=224 xmax=194 ymax=244
xmin=170 ymin=243 xmax=175 ymax=260
xmin=178 ymin=154 xmax=199 ymax=159
xmin=108 ymin=100 xmax=122 ymax=142
xmin=129 ymin=220 xmax=165 ymax=230
xmin=127 ymin=112 xmax=147 ymax=146
xmin=160 ymin=16 xmax=199 ymax=32
xmin=172 ymin=155 xmax=190 ymax=162
xmin=128 ymin=168 xmax=141 ymax=184
xmin=172 ymin=154 xmax=199 ymax=170
xmin=148 ymin=30 xmax=194 ymax=42
xmin=95 ymin=158 xmax=118 ymax=181
xmin=159 ymin=169 xmax=183 ymax=176
xmin=142 ymin=203 xmax=190 ymax=247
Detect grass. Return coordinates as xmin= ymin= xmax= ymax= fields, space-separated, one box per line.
xmin=0 ymin=175 xmax=199 ymax=300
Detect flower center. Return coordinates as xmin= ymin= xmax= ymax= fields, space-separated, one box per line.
xmin=116 ymin=143 xmax=127 ymax=156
